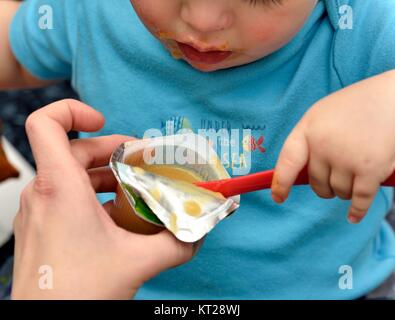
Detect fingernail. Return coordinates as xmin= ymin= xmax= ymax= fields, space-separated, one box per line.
xmin=348 ymin=214 xmax=361 ymax=224
xmin=271 ymin=192 xmax=284 ymax=204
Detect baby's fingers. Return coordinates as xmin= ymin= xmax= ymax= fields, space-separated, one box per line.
xmin=329 ymin=168 xmax=353 ymax=200
xmin=348 ymin=175 xmax=380 ymax=224
xmin=272 ymin=128 xmax=309 ymax=203
xmin=308 ymin=155 xmax=334 ymax=199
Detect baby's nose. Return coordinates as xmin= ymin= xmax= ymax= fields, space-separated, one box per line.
xmin=181 ymin=0 xmax=234 ymax=33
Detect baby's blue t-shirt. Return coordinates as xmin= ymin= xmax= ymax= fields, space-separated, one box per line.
xmin=10 ymin=0 xmax=395 ymax=299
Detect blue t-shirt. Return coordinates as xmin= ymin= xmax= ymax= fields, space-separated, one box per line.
xmin=10 ymin=0 xmax=395 ymax=299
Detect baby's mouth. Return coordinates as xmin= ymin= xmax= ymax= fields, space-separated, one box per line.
xmin=176 ymin=41 xmax=233 ymax=65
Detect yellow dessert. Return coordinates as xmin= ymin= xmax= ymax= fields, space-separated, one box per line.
xmin=183 ymin=200 xmax=202 ymax=217
xmin=111 ymin=155 xmax=205 ymax=235
xmin=140 ymin=164 xmax=202 ymax=184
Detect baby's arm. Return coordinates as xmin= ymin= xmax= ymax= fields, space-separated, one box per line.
xmin=0 ymin=0 xmax=50 ymax=89
xmin=272 ymin=70 xmax=395 ymax=223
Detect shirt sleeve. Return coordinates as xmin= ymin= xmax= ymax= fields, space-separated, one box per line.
xmin=325 ymin=0 xmax=395 ymax=87
xmin=9 ymin=0 xmax=79 ymax=80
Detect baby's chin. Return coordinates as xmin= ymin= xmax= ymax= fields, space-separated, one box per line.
xmin=180 ymin=54 xmax=262 ymax=73
xmin=184 ymin=60 xmax=230 ymax=73
xmin=182 ymin=58 xmax=268 ymax=73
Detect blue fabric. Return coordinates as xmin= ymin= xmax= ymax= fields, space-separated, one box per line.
xmin=9 ymin=0 xmax=395 ymax=299
xmin=0 ymin=257 xmax=13 ymax=300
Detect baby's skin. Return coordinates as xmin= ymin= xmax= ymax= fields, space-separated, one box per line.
xmin=131 ymin=0 xmax=395 ymax=223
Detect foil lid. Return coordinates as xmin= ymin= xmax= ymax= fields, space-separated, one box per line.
xmin=110 ymin=133 xmax=240 ymax=242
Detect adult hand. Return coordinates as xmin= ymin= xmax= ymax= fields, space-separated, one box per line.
xmin=12 ymin=99 xmax=198 ymax=299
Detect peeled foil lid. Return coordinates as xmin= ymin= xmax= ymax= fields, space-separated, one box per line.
xmin=113 ymin=163 xmax=239 ymax=242
xmin=110 ymin=133 xmax=240 ymax=242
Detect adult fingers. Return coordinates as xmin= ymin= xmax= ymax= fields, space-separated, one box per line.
xmin=25 ymin=99 xmax=105 ymax=176
xmin=88 ymin=167 xmax=118 ymax=193
xmin=102 ymin=200 xmax=115 ymax=216
xmin=131 ymin=231 xmax=196 ymax=280
xmin=70 ymin=135 xmax=134 ymax=169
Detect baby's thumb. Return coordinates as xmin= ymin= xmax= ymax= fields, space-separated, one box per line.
xmin=272 ymin=126 xmax=309 ymax=203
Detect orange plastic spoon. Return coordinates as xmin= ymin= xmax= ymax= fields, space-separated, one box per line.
xmin=195 ymin=166 xmax=395 ymax=198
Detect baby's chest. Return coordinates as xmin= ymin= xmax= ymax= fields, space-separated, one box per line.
xmin=75 ymin=60 xmax=340 ymax=175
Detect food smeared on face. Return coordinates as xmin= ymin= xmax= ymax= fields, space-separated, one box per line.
xmin=176 ymin=42 xmax=233 ymax=65
xmin=130 ymin=0 xmax=318 ymax=72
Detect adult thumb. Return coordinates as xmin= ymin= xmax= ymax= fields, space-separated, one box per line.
xmin=137 ymin=231 xmax=198 ymax=280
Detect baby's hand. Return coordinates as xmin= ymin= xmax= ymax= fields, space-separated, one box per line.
xmin=271 ymin=71 xmax=395 ymax=223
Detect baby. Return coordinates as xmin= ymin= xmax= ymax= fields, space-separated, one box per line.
xmin=1 ymin=0 xmax=395 ymax=299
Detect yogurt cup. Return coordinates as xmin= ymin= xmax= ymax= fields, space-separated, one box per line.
xmin=110 ymin=133 xmax=240 ymax=242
